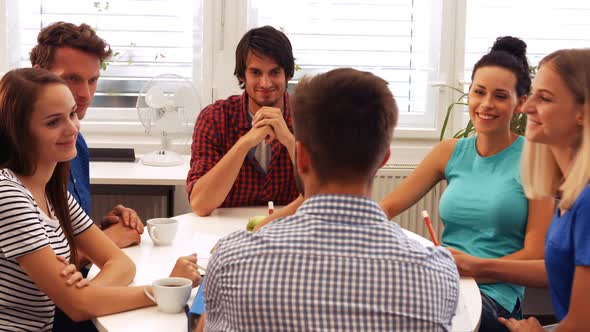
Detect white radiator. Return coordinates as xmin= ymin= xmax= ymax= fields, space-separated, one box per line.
xmin=372 ymin=165 xmax=446 ymax=241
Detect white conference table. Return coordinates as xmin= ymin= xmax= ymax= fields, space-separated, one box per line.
xmin=90 ymin=207 xmax=481 ymax=332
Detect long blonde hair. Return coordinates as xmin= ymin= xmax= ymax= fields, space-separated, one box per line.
xmin=521 ymin=49 xmax=590 ymax=209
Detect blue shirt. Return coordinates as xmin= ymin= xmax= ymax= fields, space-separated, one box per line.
xmin=439 ymin=136 xmax=528 ymax=312
xmin=205 ymin=194 xmax=460 ymax=332
xmin=68 ymin=133 xmax=91 ymax=215
xmin=545 ymin=186 xmax=590 ymax=320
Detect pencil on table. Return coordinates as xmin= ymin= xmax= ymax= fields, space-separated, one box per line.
xmin=421 ymin=210 xmax=440 ymax=246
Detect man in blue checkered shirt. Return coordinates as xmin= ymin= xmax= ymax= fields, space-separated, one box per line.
xmin=201 ymin=68 xmax=460 ymax=331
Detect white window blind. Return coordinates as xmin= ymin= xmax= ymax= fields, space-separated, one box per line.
xmin=16 ymin=0 xmax=200 ymax=122
xmin=6 ymin=0 xmax=586 ymax=149
xmin=249 ymin=0 xmax=443 ymax=129
xmin=452 ymin=0 xmax=590 ymax=129
xmin=464 ymin=0 xmax=590 ymax=84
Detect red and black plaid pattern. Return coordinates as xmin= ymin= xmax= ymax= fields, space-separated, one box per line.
xmin=187 ymin=92 xmax=299 ymax=207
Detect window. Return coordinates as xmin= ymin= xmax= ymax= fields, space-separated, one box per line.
xmin=3 ymin=0 xmax=590 ymax=151
xmin=464 ymin=0 xmax=590 ymax=82
xmin=15 ymin=0 xmax=200 ymax=124
xmin=249 ymin=0 xmax=443 ymax=129
xmin=453 ymin=0 xmax=590 ymax=130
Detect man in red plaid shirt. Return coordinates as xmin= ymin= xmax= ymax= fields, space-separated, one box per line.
xmin=187 ymin=26 xmax=299 ymax=216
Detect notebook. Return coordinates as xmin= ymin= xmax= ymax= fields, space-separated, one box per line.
xmin=190 ymin=275 xmax=206 ymax=316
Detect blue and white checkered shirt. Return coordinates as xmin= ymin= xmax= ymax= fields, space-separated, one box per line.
xmin=204 ymin=194 xmax=459 ymax=331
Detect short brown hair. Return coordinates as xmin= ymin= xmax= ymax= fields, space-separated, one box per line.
xmin=292 ymin=68 xmax=398 ymax=183
xmin=234 ymin=26 xmax=294 ymax=89
xmin=0 ymin=68 xmax=79 ymax=266
xmin=30 ymin=21 xmax=112 ymax=69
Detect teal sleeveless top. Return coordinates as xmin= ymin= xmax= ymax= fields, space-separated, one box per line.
xmin=439 ymin=135 xmax=527 ymax=312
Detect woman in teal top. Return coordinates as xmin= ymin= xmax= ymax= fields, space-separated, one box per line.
xmin=451 ymin=49 xmax=590 ymax=332
xmin=440 ymin=135 xmax=528 ymax=324
xmin=380 ymin=37 xmax=554 ymax=332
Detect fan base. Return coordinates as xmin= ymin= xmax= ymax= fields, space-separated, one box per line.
xmin=141 ymin=150 xmax=184 ymax=167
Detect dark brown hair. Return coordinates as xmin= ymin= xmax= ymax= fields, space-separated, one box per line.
xmin=0 ymin=68 xmax=78 ymax=266
xmin=472 ymin=36 xmax=531 ymax=97
xmin=234 ymin=25 xmax=294 ymax=89
xmin=30 ymin=21 xmax=112 ymax=69
xmin=292 ymin=68 xmax=398 ymax=184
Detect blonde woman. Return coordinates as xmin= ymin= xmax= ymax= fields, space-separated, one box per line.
xmin=452 ymin=48 xmax=590 ymax=331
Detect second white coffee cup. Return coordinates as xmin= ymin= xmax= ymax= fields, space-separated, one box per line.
xmin=144 ymin=277 xmax=192 ymax=313
xmin=147 ymin=218 xmax=178 ymax=246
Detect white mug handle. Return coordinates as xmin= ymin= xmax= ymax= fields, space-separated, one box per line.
xmin=144 ymin=287 xmax=157 ymax=303
xmin=148 ymin=226 xmax=160 ymax=243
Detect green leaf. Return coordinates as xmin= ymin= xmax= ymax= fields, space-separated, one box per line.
xmin=436 ymin=83 xmax=468 ymax=95
xmin=438 ymin=85 xmax=468 ymax=141
xmin=463 ymin=121 xmax=474 ymax=138
xmin=439 ymin=100 xmax=468 ymax=141
xmin=440 ymin=102 xmax=456 ymax=141
xmin=510 ymin=113 xmax=528 ymax=136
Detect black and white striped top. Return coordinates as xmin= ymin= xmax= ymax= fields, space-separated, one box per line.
xmin=0 ymin=169 xmax=93 ymax=331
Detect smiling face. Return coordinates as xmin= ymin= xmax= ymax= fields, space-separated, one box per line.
xmin=48 ymin=47 xmax=101 ymax=120
xmin=29 ymin=84 xmax=80 ymax=167
xmin=242 ymin=51 xmax=288 ymax=113
xmin=468 ymin=66 xmax=523 ymax=136
xmin=523 ymin=63 xmax=584 ymax=148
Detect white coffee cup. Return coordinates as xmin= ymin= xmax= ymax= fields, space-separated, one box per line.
xmin=144 ymin=277 xmax=192 ymax=313
xmin=147 ymin=218 xmax=178 ymax=246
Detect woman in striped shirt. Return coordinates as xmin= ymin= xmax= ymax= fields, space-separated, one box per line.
xmin=0 ymin=68 xmax=200 ymax=331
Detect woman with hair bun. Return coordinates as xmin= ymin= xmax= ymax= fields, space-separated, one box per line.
xmin=455 ymin=48 xmax=590 ymax=332
xmin=380 ymin=36 xmax=554 ymax=332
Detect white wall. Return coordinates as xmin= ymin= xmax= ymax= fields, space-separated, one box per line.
xmin=0 ymin=0 xmax=7 ymax=75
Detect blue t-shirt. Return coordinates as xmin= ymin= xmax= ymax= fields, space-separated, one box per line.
xmin=439 ymin=135 xmax=528 ymax=312
xmin=68 ymin=133 xmax=91 ymax=215
xmin=545 ymin=185 xmax=590 ymax=321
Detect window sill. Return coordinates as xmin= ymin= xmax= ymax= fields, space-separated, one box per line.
xmin=81 ymin=120 xmax=438 ymax=165
xmin=84 ymin=135 xmax=434 ymax=168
